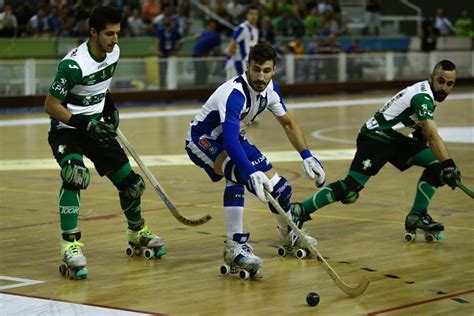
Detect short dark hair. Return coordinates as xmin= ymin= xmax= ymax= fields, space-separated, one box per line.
xmin=246 ymin=4 xmax=260 ymax=14
xmin=248 ymin=43 xmax=277 ymax=66
xmin=433 ymin=60 xmax=456 ymax=73
xmin=89 ymin=6 xmax=122 ymax=34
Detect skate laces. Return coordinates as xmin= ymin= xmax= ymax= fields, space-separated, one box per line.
xmin=64 ymin=241 xmax=84 ymax=257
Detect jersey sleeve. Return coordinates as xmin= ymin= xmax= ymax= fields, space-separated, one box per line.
xmin=232 ymin=25 xmax=244 ymax=41
xmin=222 ymin=89 xmax=256 ymax=177
xmin=410 ymin=93 xmax=435 ymax=120
xmin=267 ymin=83 xmax=287 ymax=117
xmin=48 ymin=60 xmax=82 ymax=101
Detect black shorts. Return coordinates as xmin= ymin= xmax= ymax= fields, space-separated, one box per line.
xmin=350 ymin=133 xmax=428 ymax=176
xmin=48 ymin=129 xmax=129 ymax=176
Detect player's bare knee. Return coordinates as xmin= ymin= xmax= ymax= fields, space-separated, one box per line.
xmin=329 ymin=176 xmax=363 ymax=204
xmin=117 ymin=171 xmax=146 ymax=199
xmin=61 ymin=159 xmax=90 ymax=190
xmin=421 ymin=163 xmax=443 ymax=187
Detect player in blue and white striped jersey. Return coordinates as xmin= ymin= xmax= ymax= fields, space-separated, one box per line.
xmin=225 ymin=5 xmax=259 ymax=80
xmin=186 ymin=43 xmax=326 ymax=273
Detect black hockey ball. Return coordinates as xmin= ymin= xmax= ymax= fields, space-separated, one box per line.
xmin=306 ymin=292 xmax=320 ymax=307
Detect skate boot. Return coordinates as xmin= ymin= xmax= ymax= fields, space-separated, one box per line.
xmin=220 ymin=233 xmax=263 ymax=280
xmin=404 ymin=212 xmax=445 ymax=242
xmin=126 ymin=220 xmax=167 ymax=259
xmin=59 ymin=232 xmax=88 ymax=280
xmin=277 ymin=224 xmax=318 ymax=259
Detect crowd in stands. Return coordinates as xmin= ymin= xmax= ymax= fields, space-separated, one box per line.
xmin=0 ymin=0 xmax=471 ymax=55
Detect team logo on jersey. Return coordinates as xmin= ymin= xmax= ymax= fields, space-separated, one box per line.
xmin=83 ymin=96 xmax=92 ymax=105
xmin=362 ymin=159 xmax=372 ymax=170
xmin=198 ymin=138 xmax=211 ymax=149
xmin=68 ymin=64 xmax=79 ymax=70
xmin=57 ymin=144 xmax=67 ymax=155
xmin=69 ymin=48 xmax=78 ymax=57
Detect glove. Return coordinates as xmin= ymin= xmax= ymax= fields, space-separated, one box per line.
xmin=103 ymin=92 xmax=119 ymax=130
xmin=68 ymin=115 xmax=117 ymax=144
xmin=440 ymin=159 xmax=461 ymax=190
xmin=103 ymin=107 xmax=119 ymax=131
xmin=247 ymin=171 xmax=273 ymax=203
xmin=301 ymin=149 xmax=326 ymax=187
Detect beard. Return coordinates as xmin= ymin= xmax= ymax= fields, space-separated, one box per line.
xmin=430 ymin=82 xmax=447 ymax=102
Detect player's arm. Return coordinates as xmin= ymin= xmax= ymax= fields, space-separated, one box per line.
xmin=419 ymin=119 xmax=450 ymax=162
xmin=227 ymin=40 xmax=237 ymax=56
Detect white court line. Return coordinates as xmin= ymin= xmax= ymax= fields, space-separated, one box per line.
xmin=0 ymin=276 xmax=45 ymax=290
xmin=0 ymin=93 xmax=472 ymax=127
xmin=0 ymin=293 xmax=151 ymax=316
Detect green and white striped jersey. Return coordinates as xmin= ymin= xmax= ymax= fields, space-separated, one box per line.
xmin=48 ymin=40 xmax=119 ymax=132
xmin=360 ymin=80 xmax=437 ymax=143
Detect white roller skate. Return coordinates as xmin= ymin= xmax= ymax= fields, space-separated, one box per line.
xmin=276 ymin=203 xmax=317 ymax=259
xmin=220 ymin=233 xmax=263 ymax=280
xmin=404 ymin=212 xmax=445 ymax=243
xmin=126 ymin=221 xmax=166 ymax=259
xmin=59 ymin=237 xmax=88 ymax=280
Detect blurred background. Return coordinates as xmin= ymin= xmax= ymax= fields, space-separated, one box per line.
xmin=0 ymin=0 xmax=472 ymax=106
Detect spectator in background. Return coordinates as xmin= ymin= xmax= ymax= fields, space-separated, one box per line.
xmin=0 ymin=4 xmax=17 ymax=37
xmin=314 ymin=32 xmax=340 ymax=81
xmin=155 ymin=13 xmax=181 ymax=89
xmin=454 ymin=10 xmax=472 ymax=37
xmin=260 ymin=17 xmax=275 ymax=45
xmin=434 ymin=8 xmax=454 ymax=36
xmin=225 ymin=0 xmax=247 ymax=25
xmin=128 ymin=8 xmax=147 ymax=36
xmin=362 ymin=0 xmax=380 ymax=36
xmin=421 ymin=19 xmax=437 ymax=53
xmin=303 ymin=7 xmax=320 ymax=37
xmin=27 ymin=5 xmax=49 ymax=36
xmin=192 ymin=19 xmax=222 ymax=86
xmin=47 ymin=5 xmax=63 ymax=37
xmin=142 ymin=0 xmax=161 ymax=24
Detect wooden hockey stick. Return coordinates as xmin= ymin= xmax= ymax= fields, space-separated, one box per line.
xmin=458 ymin=182 xmax=474 ymax=199
xmin=117 ymin=129 xmax=212 ymax=226
xmin=265 ymin=191 xmax=369 ymax=297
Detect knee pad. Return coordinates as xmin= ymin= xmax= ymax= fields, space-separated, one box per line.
xmin=268 ymin=175 xmax=292 ymax=213
xmin=222 ymin=158 xmax=247 ymax=185
xmin=329 ymin=175 xmax=363 ymax=204
xmin=420 ymin=163 xmax=443 ymax=188
xmin=61 ymin=159 xmax=90 ymax=190
xmin=117 ymin=171 xmax=145 ymax=200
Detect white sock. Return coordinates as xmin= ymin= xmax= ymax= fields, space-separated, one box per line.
xmin=224 ymin=206 xmax=243 ymax=239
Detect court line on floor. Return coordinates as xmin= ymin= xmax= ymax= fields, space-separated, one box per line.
xmin=0 ymin=276 xmax=45 ymax=290
xmin=366 ymin=289 xmax=473 ymax=315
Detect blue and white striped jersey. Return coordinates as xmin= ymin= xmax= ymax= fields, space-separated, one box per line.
xmin=231 ymin=21 xmax=259 ymax=63
xmin=186 ymin=74 xmax=287 ymax=175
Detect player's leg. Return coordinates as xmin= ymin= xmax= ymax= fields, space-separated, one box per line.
xmin=90 ymin=138 xmax=165 ymax=257
xmin=403 ymin=147 xmax=444 ymax=240
xmin=49 ymin=130 xmax=89 ymax=279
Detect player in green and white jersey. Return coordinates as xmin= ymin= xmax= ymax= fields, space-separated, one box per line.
xmin=44 ymin=6 xmax=165 ymax=279
xmin=290 ymin=60 xmax=461 ymax=242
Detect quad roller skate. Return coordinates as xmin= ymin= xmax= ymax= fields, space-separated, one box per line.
xmin=126 ymin=221 xmax=166 ymax=259
xmin=404 ymin=212 xmax=445 ymax=243
xmin=277 ymin=203 xmax=316 ymax=259
xmin=59 ymin=235 xmax=88 ymax=280
xmin=220 ymin=233 xmax=263 ymax=280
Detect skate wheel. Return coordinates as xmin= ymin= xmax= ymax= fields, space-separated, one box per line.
xmin=436 ymin=232 xmax=445 ymax=241
xmin=277 ymin=246 xmax=287 ymax=257
xmin=425 ymin=233 xmax=434 ymax=243
xmin=155 ymin=248 xmax=167 ymax=258
xmin=143 ymin=249 xmax=154 ymax=259
xmin=220 ymin=264 xmax=231 ymax=276
xmin=65 ymin=268 xmax=72 ymax=279
xmin=404 ymin=232 xmax=416 ymax=242
xmin=239 ymin=269 xmax=250 ymax=280
xmin=125 ymin=247 xmax=134 ymax=257
xmin=295 ymin=248 xmax=307 ymax=259
xmin=75 ymin=267 xmax=88 ymax=279
xmin=59 ymin=264 xmax=67 ymax=276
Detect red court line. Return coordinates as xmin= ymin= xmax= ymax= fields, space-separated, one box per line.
xmin=367 ymin=289 xmax=474 ymax=315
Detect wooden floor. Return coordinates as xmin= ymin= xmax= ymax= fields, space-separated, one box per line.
xmin=0 ymin=89 xmax=473 ymax=315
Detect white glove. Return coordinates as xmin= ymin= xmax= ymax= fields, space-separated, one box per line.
xmin=302 ymin=156 xmax=326 ymax=187
xmin=248 ymin=171 xmax=273 ymax=203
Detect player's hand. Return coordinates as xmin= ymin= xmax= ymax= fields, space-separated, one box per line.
xmin=440 ymin=159 xmax=461 ymax=190
xmin=69 ymin=115 xmax=117 ymax=144
xmin=248 ymin=171 xmax=273 ymax=203
xmin=104 ymin=108 xmax=119 ymax=131
xmin=302 ymin=153 xmax=326 ymax=187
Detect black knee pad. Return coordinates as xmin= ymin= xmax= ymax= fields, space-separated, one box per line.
xmin=117 ymin=171 xmax=146 ymax=200
xmin=328 ymin=176 xmax=363 ymax=204
xmin=61 ymin=159 xmax=90 ymax=190
xmin=420 ymin=163 xmax=443 ymax=188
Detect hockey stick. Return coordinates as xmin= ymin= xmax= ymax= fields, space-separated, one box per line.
xmin=117 ymin=128 xmax=212 ymax=226
xmin=458 ymin=182 xmax=474 ymax=199
xmin=265 ymin=191 xmax=369 ymax=297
